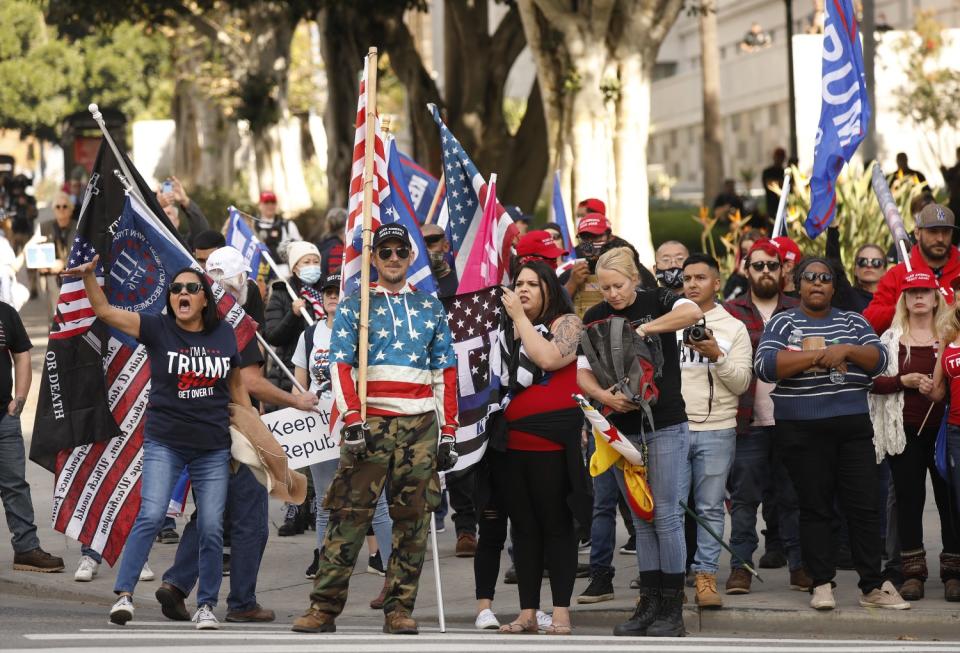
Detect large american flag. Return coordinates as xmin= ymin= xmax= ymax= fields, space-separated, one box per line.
xmin=429 ymin=103 xmax=517 ymax=283
xmin=342 ymin=56 xmax=389 ymax=296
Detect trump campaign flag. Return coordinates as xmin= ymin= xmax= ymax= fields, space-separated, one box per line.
xmin=225 ymin=207 xmax=275 ymax=285
xmin=384 ymin=137 xmax=438 ymax=295
xmin=398 ymin=151 xmax=440 ymax=224
xmin=806 ymin=0 xmax=871 ymax=238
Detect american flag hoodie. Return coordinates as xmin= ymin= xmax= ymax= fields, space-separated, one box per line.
xmin=329 ymin=283 xmax=459 ymax=436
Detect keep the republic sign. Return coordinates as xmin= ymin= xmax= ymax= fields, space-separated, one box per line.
xmin=261 ymin=395 xmax=339 ymax=469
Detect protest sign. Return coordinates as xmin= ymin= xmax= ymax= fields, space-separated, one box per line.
xmin=260 ymin=396 xmax=339 ymax=469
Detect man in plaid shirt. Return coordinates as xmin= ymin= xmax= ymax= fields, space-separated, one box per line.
xmin=722 ymin=239 xmax=807 ymax=595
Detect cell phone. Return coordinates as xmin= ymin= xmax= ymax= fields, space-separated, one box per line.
xmin=162 ymin=180 xmax=174 ymax=195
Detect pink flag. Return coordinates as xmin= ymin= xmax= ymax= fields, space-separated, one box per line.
xmin=458 ymin=174 xmax=515 ymax=293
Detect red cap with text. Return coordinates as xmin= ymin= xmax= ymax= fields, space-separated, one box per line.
xmin=771 ymin=236 xmax=802 ymax=263
xmin=577 ymin=213 xmax=611 ymax=235
xmin=517 ymin=230 xmax=567 ymax=262
xmin=902 ymin=270 xmax=938 ymax=290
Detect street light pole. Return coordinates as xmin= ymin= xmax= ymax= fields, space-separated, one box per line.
xmin=785 ymin=0 xmax=798 ymax=158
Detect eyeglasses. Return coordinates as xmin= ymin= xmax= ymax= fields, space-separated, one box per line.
xmin=800 ymin=271 xmax=834 ymax=284
xmin=423 ymin=235 xmax=445 ymax=245
xmin=749 ymin=260 xmax=781 ymax=272
xmin=377 ymin=246 xmax=410 ymax=261
xmin=856 ymin=257 xmax=885 ymax=268
xmin=54 ymin=204 xmax=69 ymax=209
xmin=169 ymin=282 xmax=202 ymax=295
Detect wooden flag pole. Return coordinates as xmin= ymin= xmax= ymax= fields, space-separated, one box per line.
xmin=358 ymin=47 xmax=378 ymax=422
xmin=423 ymin=172 xmax=445 ymax=224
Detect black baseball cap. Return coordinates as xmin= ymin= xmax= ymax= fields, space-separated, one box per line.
xmin=372 ymin=224 xmax=412 ymax=248
xmin=320 ymin=272 xmax=341 ymax=291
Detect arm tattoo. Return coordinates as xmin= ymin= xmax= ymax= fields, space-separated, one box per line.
xmin=551 ymin=314 xmax=583 ymax=358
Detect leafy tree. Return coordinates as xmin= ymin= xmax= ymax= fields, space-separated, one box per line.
xmin=0 ymin=0 xmax=171 ymax=140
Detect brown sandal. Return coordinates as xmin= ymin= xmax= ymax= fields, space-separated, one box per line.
xmin=498 ymin=619 xmax=538 ymax=634
xmin=542 ymin=623 xmax=572 ymax=635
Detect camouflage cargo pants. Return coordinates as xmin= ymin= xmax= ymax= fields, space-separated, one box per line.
xmin=309 ymin=412 xmax=442 ymax=615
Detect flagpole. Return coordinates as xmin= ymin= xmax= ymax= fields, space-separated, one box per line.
xmin=358 ymin=47 xmax=378 ymax=423
xmin=771 ymin=168 xmax=792 ymax=238
xmin=230 ymin=208 xmax=315 ymax=326
xmin=423 ymin=172 xmax=445 ymax=225
xmin=89 ymin=104 xmax=148 ymax=210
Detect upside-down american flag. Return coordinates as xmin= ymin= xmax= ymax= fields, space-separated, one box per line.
xmin=31 ymin=140 xmax=256 ymax=564
xmin=341 ymin=56 xmax=389 ymax=296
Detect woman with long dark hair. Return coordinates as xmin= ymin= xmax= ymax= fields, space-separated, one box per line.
xmin=492 ymin=260 xmax=588 ymax=635
xmin=64 ymin=258 xmax=251 ymax=630
xmin=755 ymin=257 xmax=908 ymax=612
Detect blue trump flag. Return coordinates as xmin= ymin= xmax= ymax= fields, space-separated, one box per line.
xmin=398 ymin=151 xmax=440 ymax=224
xmin=552 ymin=171 xmax=574 ymax=260
xmin=806 ymin=0 xmax=871 ymax=238
xmin=384 ymin=137 xmax=439 ymax=295
xmin=225 ymin=207 xmax=276 ymax=285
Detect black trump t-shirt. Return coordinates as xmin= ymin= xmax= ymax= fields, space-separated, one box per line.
xmin=580 ymin=287 xmax=689 ymax=434
xmin=139 ymin=313 xmax=240 ymax=450
xmin=0 ymin=302 xmax=31 ymax=406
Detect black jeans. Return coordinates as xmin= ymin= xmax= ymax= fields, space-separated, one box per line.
xmin=499 ymin=449 xmax=577 ymax=609
xmin=446 ymin=467 xmax=478 ymax=536
xmin=888 ymin=424 xmax=960 ymax=564
xmin=777 ymin=414 xmax=883 ymax=593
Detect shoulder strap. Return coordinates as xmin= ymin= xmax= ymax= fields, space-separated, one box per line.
xmin=579 ymin=323 xmax=602 ymax=375
xmin=610 ymin=317 xmax=627 ymax=384
xmin=304 ymin=322 xmax=318 ymax=357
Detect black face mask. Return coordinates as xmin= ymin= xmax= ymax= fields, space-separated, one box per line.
xmin=656 ymin=267 xmax=684 ymax=289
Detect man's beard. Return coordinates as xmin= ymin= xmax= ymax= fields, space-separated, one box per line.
xmin=379 ymin=268 xmax=406 ymax=285
xmin=751 ymin=275 xmax=779 ymax=299
xmin=920 ymin=239 xmax=948 ymax=264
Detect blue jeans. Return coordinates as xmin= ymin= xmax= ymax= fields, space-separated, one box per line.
xmin=163 ymin=465 xmax=267 ymax=612
xmin=309 ymin=460 xmax=392 ymax=561
xmin=687 ymin=427 xmax=737 ymax=574
xmin=614 ymin=422 xmax=690 ymax=574
xmin=587 ymin=433 xmax=621 ymax=574
xmin=114 ymin=440 xmax=230 ymax=606
xmin=0 ymin=416 xmax=40 ymax=554
xmin=728 ymin=426 xmax=801 ymax=571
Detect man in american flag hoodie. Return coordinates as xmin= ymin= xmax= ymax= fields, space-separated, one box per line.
xmin=293 ymin=224 xmax=459 ymax=635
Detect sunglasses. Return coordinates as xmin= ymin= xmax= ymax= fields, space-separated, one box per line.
xmin=749 ymin=260 xmax=781 ymax=272
xmin=856 ymin=257 xmax=885 ymax=268
xmin=169 ymin=282 xmax=203 ymax=295
xmin=377 ymin=246 xmax=410 ymax=260
xmin=54 ymin=204 xmax=69 ymax=209
xmin=800 ymin=271 xmax=834 ymax=284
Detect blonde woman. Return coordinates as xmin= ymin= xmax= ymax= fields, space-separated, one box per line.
xmin=870 ymin=271 xmax=960 ymax=601
xmin=576 ymin=247 xmax=701 ymax=638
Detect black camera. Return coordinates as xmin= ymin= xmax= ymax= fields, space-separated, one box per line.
xmin=682 ymin=319 xmax=711 ymax=345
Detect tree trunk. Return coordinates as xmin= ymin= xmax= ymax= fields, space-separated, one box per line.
xmin=318 ymin=8 xmax=363 ymax=209
xmin=518 ymin=0 xmax=685 ymax=265
xmin=700 ymin=1 xmax=723 ymax=206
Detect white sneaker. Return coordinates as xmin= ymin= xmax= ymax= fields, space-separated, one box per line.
xmin=810 ymin=582 xmax=836 ymax=610
xmin=139 ymin=562 xmax=155 ymax=582
xmin=110 ymin=595 xmax=134 ymax=625
xmin=74 ymin=555 xmax=99 ymax=582
xmin=193 ymin=604 xmax=220 ymax=630
xmin=860 ymin=580 xmax=911 ymax=610
xmin=474 ymin=608 xmax=500 ymax=630
xmin=536 ymin=610 xmax=552 ymax=629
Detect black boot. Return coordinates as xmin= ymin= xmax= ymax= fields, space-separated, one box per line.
xmin=613 ymin=585 xmax=661 ymax=636
xmin=646 ymin=587 xmax=686 ymax=637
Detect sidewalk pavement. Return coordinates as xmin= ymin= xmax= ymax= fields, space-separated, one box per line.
xmin=3 ymin=294 xmax=960 ymax=639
